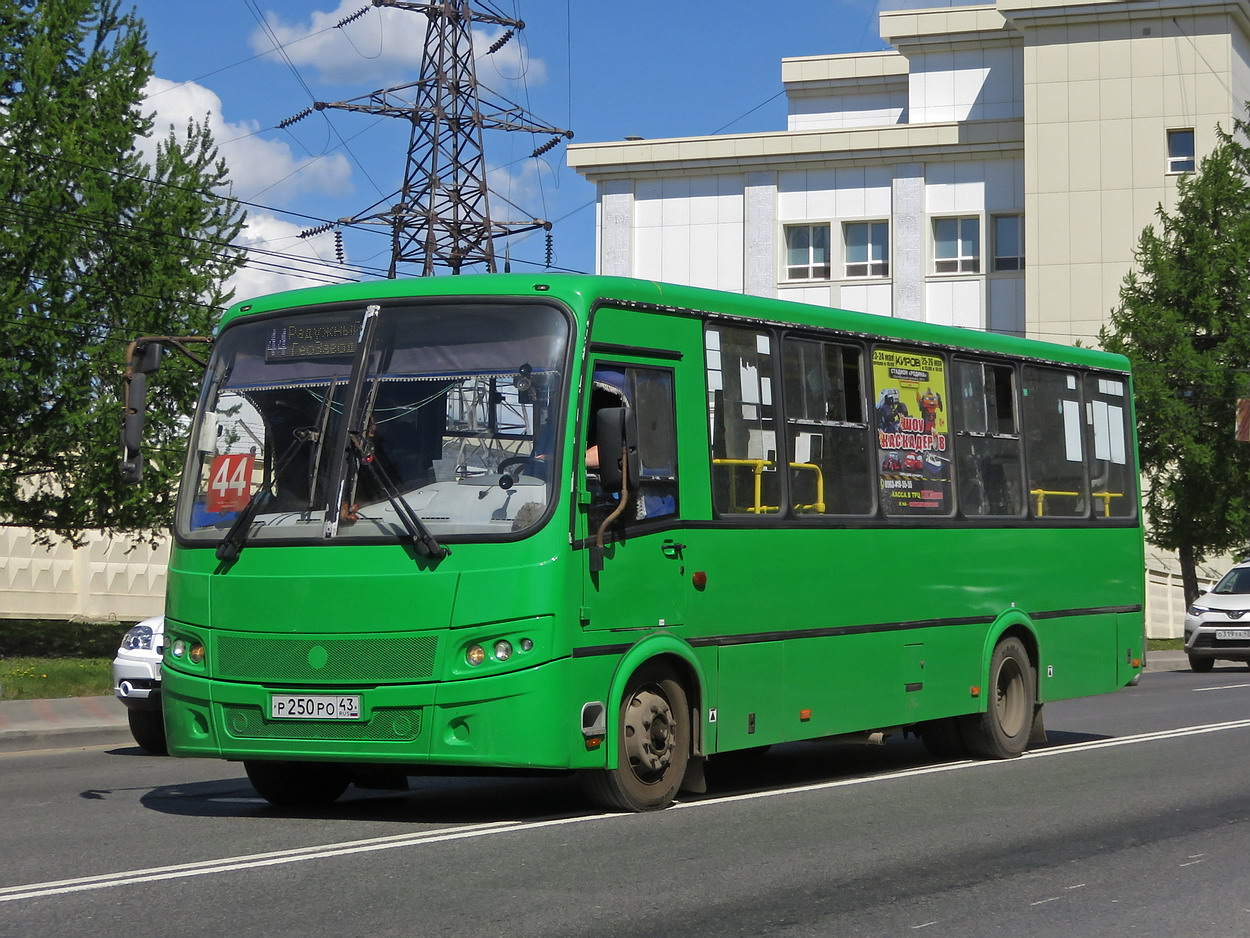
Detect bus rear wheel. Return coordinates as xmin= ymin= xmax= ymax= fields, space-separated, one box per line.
xmin=244 ymin=760 xmax=350 ymax=807
xmin=960 ymin=636 xmax=1035 ymax=759
xmin=583 ymin=664 xmax=690 ymax=812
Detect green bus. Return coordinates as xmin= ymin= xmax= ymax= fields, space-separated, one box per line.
xmin=123 ymin=274 xmax=1145 ymax=811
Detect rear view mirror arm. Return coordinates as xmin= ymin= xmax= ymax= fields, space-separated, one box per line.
xmin=120 ymin=336 xmax=212 ymax=485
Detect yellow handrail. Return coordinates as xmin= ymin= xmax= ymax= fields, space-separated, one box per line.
xmin=713 ymin=458 xmax=825 ymax=513
xmin=1030 ymin=488 xmax=1124 ymax=518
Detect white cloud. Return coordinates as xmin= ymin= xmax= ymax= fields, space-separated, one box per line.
xmin=249 ymin=0 xmax=544 ymax=90
xmin=225 ymin=213 xmax=357 ymax=303
xmin=486 ymin=158 xmax=548 ymax=223
xmin=140 ymin=77 xmax=353 ymax=205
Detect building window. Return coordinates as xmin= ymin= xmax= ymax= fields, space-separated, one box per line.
xmin=1167 ymin=129 xmax=1195 ymax=173
xmin=992 ymin=215 xmax=1024 ymax=272
xmin=934 ymin=217 xmax=980 ymax=274
xmin=784 ymin=224 xmax=831 ymax=280
xmin=844 ymin=221 xmax=889 ymax=278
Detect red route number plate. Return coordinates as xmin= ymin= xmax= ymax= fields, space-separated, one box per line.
xmin=205 ymin=453 xmax=256 ymax=513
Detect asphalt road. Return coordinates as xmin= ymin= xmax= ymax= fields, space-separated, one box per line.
xmin=4 ymin=664 xmax=1250 ymax=937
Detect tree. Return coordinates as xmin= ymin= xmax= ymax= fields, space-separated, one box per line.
xmin=0 ymin=0 xmax=246 ymax=545
xmin=1101 ymin=112 xmax=1250 ymax=604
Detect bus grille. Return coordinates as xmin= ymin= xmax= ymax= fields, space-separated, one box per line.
xmin=221 ymin=704 xmax=422 ymax=742
xmin=215 ymin=635 xmax=438 ymax=683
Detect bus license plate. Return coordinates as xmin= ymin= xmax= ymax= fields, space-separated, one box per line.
xmin=270 ymin=694 xmax=361 ymax=720
xmin=1216 ymin=630 xmax=1250 ymax=641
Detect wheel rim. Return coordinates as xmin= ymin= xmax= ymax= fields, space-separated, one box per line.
xmin=994 ymin=656 xmax=1029 ymax=738
xmin=622 ymin=683 xmax=676 ymax=782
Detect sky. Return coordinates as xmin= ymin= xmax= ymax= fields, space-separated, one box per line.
xmin=127 ymin=0 xmax=892 ymax=304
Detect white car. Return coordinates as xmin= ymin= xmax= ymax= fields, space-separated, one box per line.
xmin=1183 ymin=562 xmax=1250 ymax=672
xmin=112 ymin=615 xmax=166 ymax=754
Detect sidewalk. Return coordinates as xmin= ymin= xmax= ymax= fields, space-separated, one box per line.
xmin=0 ymin=695 xmax=131 ymax=753
xmin=0 ymin=652 xmax=1194 ymax=754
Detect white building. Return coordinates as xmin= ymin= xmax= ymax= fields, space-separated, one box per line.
xmin=568 ymin=0 xmax=1250 ymax=347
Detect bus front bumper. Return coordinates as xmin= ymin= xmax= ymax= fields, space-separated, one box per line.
xmin=162 ymin=658 xmax=594 ymax=771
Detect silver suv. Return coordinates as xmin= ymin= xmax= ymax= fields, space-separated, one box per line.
xmin=112 ymin=615 xmax=166 ymax=753
xmin=1183 ymin=563 xmax=1250 ymax=672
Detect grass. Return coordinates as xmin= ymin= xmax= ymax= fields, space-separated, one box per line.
xmin=1 ymin=657 xmax=113 ymax=700
xmin=1148 ymin=638 xmax=1183 ymax=651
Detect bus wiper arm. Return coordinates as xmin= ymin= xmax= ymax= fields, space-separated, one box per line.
xmin=350 ymin=433 xmax=449 ymax=561
xmin=216 ymin=430 xmax=313 ymax=562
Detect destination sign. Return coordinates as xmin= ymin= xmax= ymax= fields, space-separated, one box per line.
xmin=265 ymin=319 xmax=359 ymax=360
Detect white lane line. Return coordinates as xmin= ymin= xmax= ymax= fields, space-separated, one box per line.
xmin=1193 ymin=683 xmax=1250 ymax=692
xmin=1030 ymin=897 xmax=1061 ymax=906
xmin=5 ymin=718 xmax=1250 ymax=904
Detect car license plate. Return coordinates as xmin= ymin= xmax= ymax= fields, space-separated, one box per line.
xmin=1216 ymin=630 xmax=1250 ymax=641
xmin=270 ymin=694 xmax=361 ymax=720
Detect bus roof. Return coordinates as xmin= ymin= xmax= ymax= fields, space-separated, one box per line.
xmin=220 ymin=273 xmax=1128 ymax=373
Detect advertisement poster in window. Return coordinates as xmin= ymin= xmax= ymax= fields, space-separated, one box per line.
xmin=873 ymin=347 xmax=951 ymax=514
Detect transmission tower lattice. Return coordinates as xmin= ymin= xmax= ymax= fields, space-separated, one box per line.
xmin=307 ymin=0 xmax=573 ymax=276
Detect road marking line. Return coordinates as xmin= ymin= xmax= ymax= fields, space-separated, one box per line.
xmin=5 ymin=718 xmax=1250 ymax=904
xmin=1031 ymin=897 xmax=1061 ymax=906
xmin=1193 ymin=683 xmax=1250 ymax=692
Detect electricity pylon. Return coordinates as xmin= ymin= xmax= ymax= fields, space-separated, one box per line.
xmin=288 ymin=0 xmax=572 ymax=276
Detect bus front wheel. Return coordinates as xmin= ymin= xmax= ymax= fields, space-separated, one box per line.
xmin=960 ymin=636 xmax=1034 ymax=759
xmin=244 ymin=760 xmax=350 ymax=807
xmin=583 ymin=664 xmax=690 ymax=812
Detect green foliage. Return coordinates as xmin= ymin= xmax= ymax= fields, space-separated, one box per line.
xmin=0 ymin=0 xmax=246 ymax=544
xmin=1102 ymin=111 xmax=1250 ymax=594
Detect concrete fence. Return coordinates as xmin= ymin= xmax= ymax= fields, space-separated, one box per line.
xmin=0 ymin=526 xmax=167 ymax=623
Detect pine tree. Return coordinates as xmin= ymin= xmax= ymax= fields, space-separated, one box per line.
xmin=0 ymin=0 xmax=246 ymax=544
xmin=1101 ymin=113 xmax=1250 ymax=604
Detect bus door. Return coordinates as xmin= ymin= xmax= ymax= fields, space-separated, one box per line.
xmin=579 ymin=358 xmax=686 ymax=633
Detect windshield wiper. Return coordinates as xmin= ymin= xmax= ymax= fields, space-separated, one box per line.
xmin=349 ymin=431 xmax=449 ymax=560
xmin=322 ymin=304 xmax=381 ymax=539
xmin=215 ymin=430 xmax=313 ymax=562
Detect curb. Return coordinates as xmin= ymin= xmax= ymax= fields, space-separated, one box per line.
xmin=0 ymin=696 xmax=134 ymax=754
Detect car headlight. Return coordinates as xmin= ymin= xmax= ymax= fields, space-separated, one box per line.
xmin=1187 ymin=604 xmax=1210 ymax=616
xmin=121 ymin=624 xmax=155 ymax=651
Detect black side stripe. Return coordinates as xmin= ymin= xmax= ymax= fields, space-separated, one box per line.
xmin=570 ymin=604 xmax=1143 ymax=658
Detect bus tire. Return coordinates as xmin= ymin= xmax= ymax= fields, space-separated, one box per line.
xmin=244 ymin=760 xmax=350 ymax=807
xmin=583 ymin=664 xmax=690 ymax=812
xmin=960 ymin=636 xmax=1034 ymax=759
xmin=126 ymin=708 xmax=167 ymax=755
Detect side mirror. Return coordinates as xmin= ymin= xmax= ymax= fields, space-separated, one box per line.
xmin=120 ymin=342 xmax=164 ymax=485
xmin=595 ymin=406 xmax=639 ymax=493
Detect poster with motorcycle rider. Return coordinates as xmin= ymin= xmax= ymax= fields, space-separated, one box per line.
xmin=873 ymin=347 xmax=951 ymax=515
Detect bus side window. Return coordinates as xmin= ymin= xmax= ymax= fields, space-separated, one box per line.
xmin=1083 ymin=373 xmax=1136 ymax=520
xmin=706 ymin=325 xmax=782 ymax=516
xmin=953 ymin=360 xmax=1024 ymax=517
xmin=586 ymin=364 xmax=678 ymax=523
xmin=780 ymin=337 xmax=873 ymax=515
xmin=1022 ymin=365 xmax=1088 ymax=518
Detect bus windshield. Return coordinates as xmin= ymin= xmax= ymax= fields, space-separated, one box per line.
xmin=175 ymin=300 xmax=569 ymax=546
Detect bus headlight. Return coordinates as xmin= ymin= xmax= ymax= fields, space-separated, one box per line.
xmin=466 ymin=644 xmax=485 ymax=666
xmin=188 ymin=642 xmax=206 ymax=664
xmin=171 ymin=639 xmax=187 ymax=658
xmin=494 ymin=640 xmax=513 ymax=661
